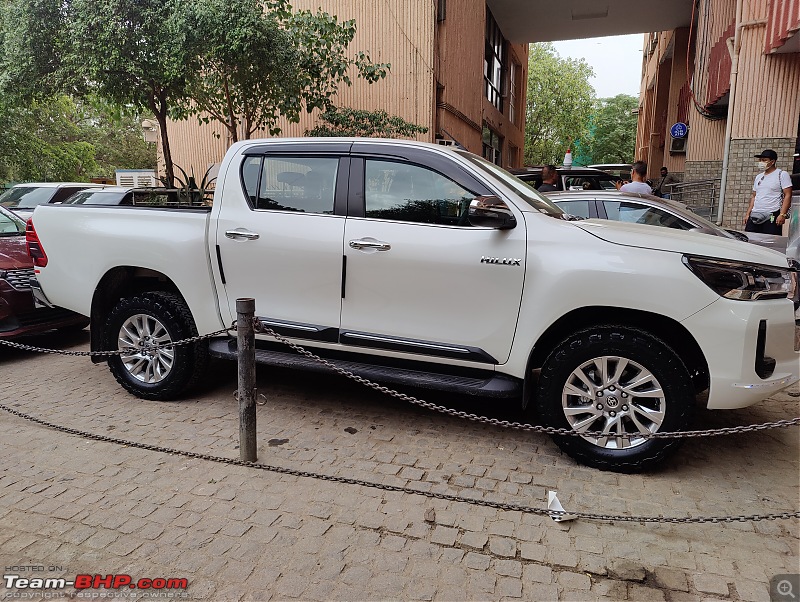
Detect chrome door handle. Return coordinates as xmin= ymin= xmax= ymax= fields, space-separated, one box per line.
xmin=349 ymin=238 xmax=391 ymax=251
xmin=225 ymin=229 xmax=260 ymax=241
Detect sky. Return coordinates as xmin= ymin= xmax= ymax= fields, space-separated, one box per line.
xmin=551 ymin=34 xmax=644 ymax=99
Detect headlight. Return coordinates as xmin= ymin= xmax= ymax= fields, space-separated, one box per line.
xmin=682 ymin=255 xmax=793 ymax=301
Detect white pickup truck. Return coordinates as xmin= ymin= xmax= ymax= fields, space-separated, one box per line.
xmin=27 ymin=138 xmax=799 ymax=471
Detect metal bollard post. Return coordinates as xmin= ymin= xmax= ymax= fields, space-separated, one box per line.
xmin=236 ymin=298 xmax=257 ymax=462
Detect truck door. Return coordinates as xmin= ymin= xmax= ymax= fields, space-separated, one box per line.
xmin=339 ymin=149 xmax=527 ymax=366
xmin=215 ymin=149 xmax=348 ymax=342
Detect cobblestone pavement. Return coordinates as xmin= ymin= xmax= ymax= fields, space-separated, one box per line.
xmin=0 ymin=329 xmax=798 ymax=602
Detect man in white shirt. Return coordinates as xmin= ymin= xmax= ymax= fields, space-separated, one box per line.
xmin=615 ymin=161 xmax=652 ymax=194
xmin=743 ymin=149 xmax=792 ymax=235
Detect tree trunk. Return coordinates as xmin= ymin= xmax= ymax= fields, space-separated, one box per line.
xmin=150 ymin=90 xmax=174 ymax=188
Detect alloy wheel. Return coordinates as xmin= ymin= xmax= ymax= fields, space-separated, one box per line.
xmin=118 ymin=313 xmax=175 ymax=384
xmin=561 ymin=355 xmax=666 ymax=449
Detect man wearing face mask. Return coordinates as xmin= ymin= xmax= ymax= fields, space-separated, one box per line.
xmin=743 ymin=149 xmax=792 ymax=235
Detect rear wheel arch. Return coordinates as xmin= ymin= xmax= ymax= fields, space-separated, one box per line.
xmin=90 ymin=267 xmax=184 ymax=360
xmin=522 ymin=306 xmax=709 ymax=409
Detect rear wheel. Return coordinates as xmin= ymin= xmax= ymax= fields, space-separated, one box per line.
xmin=536 ymin=326 xmax=694 ymax=472
xmin=104 ymin=292 xmax=207 ymax=400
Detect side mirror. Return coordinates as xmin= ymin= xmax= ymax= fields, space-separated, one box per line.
xmin=468 ymin=195 xmax=517 ymax=230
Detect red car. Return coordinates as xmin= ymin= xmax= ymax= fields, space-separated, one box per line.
xmin=0 ymin=205 xmax=89 ymax=338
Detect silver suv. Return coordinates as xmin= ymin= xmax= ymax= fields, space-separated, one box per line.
xmin=0 ymin=182 xmax=104 ymax=219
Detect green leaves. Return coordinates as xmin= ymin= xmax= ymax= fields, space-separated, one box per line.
xmin=179 ymin=1 xmax=390 ymax=143
xmin=0 ymin=95 xmax=154 ymax=182
xmin=525 ymin=43 xmax=595 ymax=165
xmin=305 ymin=106 xmax=427 ymax=138
xmin=1 ymin=0 xmax=393 ymax=183
xmin=584 ymin=94 xmax=638 ymax=164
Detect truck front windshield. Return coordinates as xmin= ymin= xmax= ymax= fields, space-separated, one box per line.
xmin=455 ymin=151 xmax=564 ymax=217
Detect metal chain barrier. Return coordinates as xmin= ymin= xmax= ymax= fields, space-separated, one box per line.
xmin=252 ymin=320 xmax=800 ymax=441
xmin=0 ymin=328 xmax=230 ymax=356
xmin=1 ymin=320 xmax=798 ymax=440
xmin=0 ymin=402 xmax=796 ymax=524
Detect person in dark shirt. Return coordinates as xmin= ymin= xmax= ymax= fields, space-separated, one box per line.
xmin=651 ymin=167 xmax=679 ymax=198
xmin=537 ymin=165 xmax=559 ymax=192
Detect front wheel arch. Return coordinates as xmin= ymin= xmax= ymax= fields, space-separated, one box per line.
xmin=522 ymin=306 xmax=709 ymax=410
xmin=534 ymin=325 xmax=694 ymax=472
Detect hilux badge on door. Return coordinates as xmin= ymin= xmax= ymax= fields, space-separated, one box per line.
xmin=480 ymin=256 xmax=522 ymax=266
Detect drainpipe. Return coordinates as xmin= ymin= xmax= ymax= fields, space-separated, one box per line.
xmin=716 ymin=0 xmax=767 ymax=224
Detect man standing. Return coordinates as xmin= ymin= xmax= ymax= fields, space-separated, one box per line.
xmin=651 ymin=167 xmax=679 ymax=198
xmin=537 ymin=165 xmax=559 ymax=192
xmin=743 ymin=149 xmax=792 ymax=235
xmin=615 ymin=161 xmax=652 ymax=194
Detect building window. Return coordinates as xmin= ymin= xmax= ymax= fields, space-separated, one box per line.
xmin=507 ymin=143 xmax=518 ymax=169
xmin=482 ymin=124 xmax=502 ymax=166
xmin=484 ymin=8 xmax=505 ymax=112
xmin=509 ymin=60 xmax=521 ymax=125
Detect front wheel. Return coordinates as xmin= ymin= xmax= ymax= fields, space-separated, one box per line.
xmin=104 ymin=292 xmax=208 ymax=401
xmin=535 ymin=326 xmax=694 ymax=472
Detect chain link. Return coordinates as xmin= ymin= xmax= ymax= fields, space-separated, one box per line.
xmin=2 ymin=319 xmax=798 ymax=440
xmin=0 ymin=402 xmax=796 ymax=524
xmin=0 ymin=328 xmax=230 ymax=357
xmin=255 ymin=323 xmax=800 ymax=441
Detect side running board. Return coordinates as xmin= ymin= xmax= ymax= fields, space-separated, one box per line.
xmin=208 ymin=339 xmax=521 ymax=399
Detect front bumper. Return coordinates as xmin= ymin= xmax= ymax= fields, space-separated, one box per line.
xmin=682 ymin=298 xmax=799 ymax=409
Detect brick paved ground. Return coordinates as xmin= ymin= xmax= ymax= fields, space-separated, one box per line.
xmin=0 ymin=329 xmax=798 ymax=601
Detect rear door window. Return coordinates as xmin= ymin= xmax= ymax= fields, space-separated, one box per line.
xmin=51 ymin=187 xmax=89 ymax=203
xmin=555 ymin=199 xmax=593 ymax=219
xmin=241 ymin=156 xmax=338 ymax=214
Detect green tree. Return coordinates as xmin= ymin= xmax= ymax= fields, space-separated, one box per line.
xmin=585 ymin=94 xmax=638 ymax=164
xmin=181 ymin=0 xmax=390 ymax=143
xmin=305 ymin=106 xmax=428 ymax=138
xmin=0 ymin=94 xmax=155 ymax=182
xmin=67 ymin=0 xmax=193 ymax=186
xmin=0 ymin=96 xmax=97 ymax=181
xmin=180 ymin=0 xmax=295 ymax=142
xmin=77 ymin=98 xmax=157 ymax=176
xmin=0 ymin=0 xmax=74 ymax=100
xmin=525 ymin=43 xmax=595 ymax=165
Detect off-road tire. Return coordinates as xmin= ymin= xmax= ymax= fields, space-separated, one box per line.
xmin=105 ymin=292 xmax=208 ymax=401
xmin=536 ymin=325 xmax=694 ymax=473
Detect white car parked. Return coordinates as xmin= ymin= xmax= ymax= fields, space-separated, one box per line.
xmin=27 ymin=139 xmax=799 ymax=472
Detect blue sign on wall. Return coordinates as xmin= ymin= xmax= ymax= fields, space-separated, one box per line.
xmin=670 ymin=122 xmax=688 ymax=139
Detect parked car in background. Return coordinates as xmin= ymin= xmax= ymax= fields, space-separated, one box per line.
xmin=546 ymin=190 xmax=790 ymax=253
xmin=62 ymin=186 xmax=211 ymax=207
xmin=0 ymin=182 xmax=103 ymax=219
xmin=509 ymin=166 xmax=621 ymax=192
xmin=589 ymin=164 xmax=634 ymax=179
xmin=547 ymin=190 xmax=798 ymax=313
xmin=0 ymin=205 xmax=89 ymax=339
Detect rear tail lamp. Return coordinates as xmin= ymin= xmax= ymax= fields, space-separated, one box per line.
xmin=25 ymin=219 xmax=48 ymax=267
